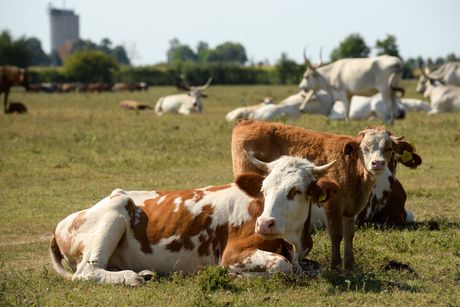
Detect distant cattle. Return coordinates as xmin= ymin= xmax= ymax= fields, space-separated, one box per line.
xmin=0 ymin=65 xmax=30 ymax=113
xmin=50 ymin=155 xmax=337 ymax=285
xmin=86 ymin=83 xmax=111 ymax=93
xmin=225 ymin=97 xmax=273 ymax=122
xmin=299 ymin=53 xmax=405 ymax=124
xmin=232 ymin=120 xmax=419 ymax=269
xmin=155 ymin=78 xmax=212 ymax=115
xmin=118 ymin=100 xmax=152 ymax=110
xmin=112 ymin=82 xmax=149 ymax=92
xmin=417 ymin=62 xmax=460 ymax=88
xmin=347 ymin=94 xmax=406 ymax=121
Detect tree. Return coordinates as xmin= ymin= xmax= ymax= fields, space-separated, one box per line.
xmin=196 ymin=41 xmax=210 ymax=62
xmin=330 ymin=33 xmax=370 ymax=61
xmin=26 ymin=37 xmax=50 ymax=66
xmin=0 ymin=30 xmax=33 ymax=67
xmin=204 ymin=42 xmax=247 ymax=65
xmin=275 ymin=53 xmax=302 ymax=84
xmin=71 ymin=38 xmax=130 ymax=65
xmin=375 ymin=34 xmax=400 ymax=57
xmin=63 ymin=50 xmax=118 ymax=82
xmin=166 ymin=38 xmax=197 ymax=64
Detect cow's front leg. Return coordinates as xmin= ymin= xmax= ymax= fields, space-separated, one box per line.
xmin=224 ymin=248 xmax=293 ymax=276
xmin=73 ymin=196 xmax=145 ymax=286
xmin=342 ymin=216 xmax=355 ymax=270
xmin=325 ymin=213 xmax=343 ymax=269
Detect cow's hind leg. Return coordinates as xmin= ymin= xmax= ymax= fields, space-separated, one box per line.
xmin=225 ymin=248 xmax=294 ymax=277
xmin=73 ymin=195 xmax=145 ymax=286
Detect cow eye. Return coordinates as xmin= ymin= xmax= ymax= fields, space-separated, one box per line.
xmin=287 ymin=187 xmax=301 ymax=200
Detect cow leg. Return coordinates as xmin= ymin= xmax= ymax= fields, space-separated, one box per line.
xmin=72 ymin=196 xmax=145 ymax=286
xmin=325 ymin=213 xmax=343 ymax=269
xmin=225 ymin=248 xmax=294 ymax=276
xmin=3 ymin=88 xmax=10 ymax=113
xmin=379 ymin=89 xmax=395 ymax=125
xmin=342 ymin=216 xmax=355 ymax=270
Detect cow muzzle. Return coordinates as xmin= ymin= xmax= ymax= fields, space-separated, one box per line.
xmin=371 ymin=160 xmax=386 ymax=171
xmin=255 ymin=217 xmax=278 ymax=237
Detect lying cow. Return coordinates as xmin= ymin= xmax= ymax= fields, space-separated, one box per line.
xmin=0 ymin=65 xmax=30 ymax=113
xmin=50 ymin=155 xmax=338 ymax=285
xmin=5 ymin=101 xmax=28 ymax=114
xmin=232 ymin=120 xmax=418 ymax=269
xmin=155 ymin=78 xmax=212 ymax=115
xmin=417 ymin=65 xmax=460 ymax=114
xmin=118 ymin=100 xmax=152 ymax=111
xmin=225 ymin=96 xmax=273 ymax=122
xmin=347 ymin=94 xmax=406 ymax=121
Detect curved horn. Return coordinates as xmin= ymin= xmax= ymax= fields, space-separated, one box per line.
xmin=318 ymin=46 xmax=323 ymax=67
xmin=245 ymin=150 xmax=269 ymax=172
xmin=196 ymin=77 xmax=213 ymax=91
xmin=311 ymin=160 xmax=336 ymax=175
xmin=418 ymin=63 xmax=430 ymax=79
xmin=303 ymin=46 xmax=313 ymax=69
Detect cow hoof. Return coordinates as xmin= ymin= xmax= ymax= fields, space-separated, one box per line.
xmin=139 ymin=270 xmax=155 ymax=281
xmin=299 ymin=259 xmax=323 ymax=276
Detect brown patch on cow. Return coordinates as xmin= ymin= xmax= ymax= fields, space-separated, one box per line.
xmin=205 ymin=184 xmax=232 ymax=192
xmin=247 ymin=199 xmax=264 ymax=218
xmin=235 ymin=173 xmax=264 ymax=198
xmin=125 ymin=199 xmax=152 ymax=253
xmin=68 ymin=211 xmax=86 ymax=233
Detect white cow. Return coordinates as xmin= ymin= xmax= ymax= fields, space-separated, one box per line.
xmin=154 ymin=78 xmax=212 ymax=115
xmin=346 ymin=94 xmax=406 ymax=120
xmin=418 ymin=67 xmax=460 ymax=114
xmin=225 ymin=97 xmax=273 ymax=122
xmin=299 ymin=54 xmax=405 ymax=124
xmin=417 ymin=62 xmax=460 ymax=88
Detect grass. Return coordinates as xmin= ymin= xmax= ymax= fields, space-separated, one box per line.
xmin=1 ymin=81 xmax=459 ymax=306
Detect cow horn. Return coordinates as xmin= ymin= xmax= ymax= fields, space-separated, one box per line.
xmin=311 ymin=160 xmax=336 ymax=175
xmin=318 ymin=46 xmax=323 ymax=67
xmin=196 ymin=77 xmax=213 ymax=91
xmin=246 ymin=150 xmax=269 ymax=172
xmin=418 ymin=63 xmax=430 ymax=79
xmin=303 ymin=47 xmax=314 ymax=69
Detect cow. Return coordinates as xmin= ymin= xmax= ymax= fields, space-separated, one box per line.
xmin=231 ymin=120 xmax=419 ymax=269
xmin=347 ymin=94 xmax=406 ymax=121
xmin=225 ymin=97 xmax=273 ymax=122
xmin=49 ymin=155 xmax=338 ymax=285
xmin=154 ymin=78 xmax=212 ymax=115
xmin=399 ymin=98 xmax=431 ymax=113
xmin=118 ymin=100 xmax=152 ymax=110
xmin=417 ymin=62 xmax=460 ymax=88
xmin=112 ymin=83 xmax=147 ymax=92
xmin=417 ymin=65 xmax=460 ymax=114
xmin=289 ymin=90 xmax=334 ymax=116
xmin=86 ymin=83 xmax=111 ymax=93
xmin=0 ymin=65 xmax=30 ymax=113
xmin=298 ymin=54 xmax=405 ymax=124
xmin=5 ymin=101 xmax=28 ymax=114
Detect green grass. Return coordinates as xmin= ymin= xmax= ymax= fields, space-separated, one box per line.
xmin=1 ymin=82 xmax=459 ymax=306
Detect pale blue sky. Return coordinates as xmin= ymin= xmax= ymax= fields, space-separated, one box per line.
xmin=1 ymin=0 xmax=459 ymax=65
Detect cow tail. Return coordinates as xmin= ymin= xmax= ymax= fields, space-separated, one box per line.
xmin=389 ymin=71 xmax=405 ymax=97
xmin=154 ymin=97 xmax=164 ymax=115
xmin=49 ymin=235 xmax=73 ymax=279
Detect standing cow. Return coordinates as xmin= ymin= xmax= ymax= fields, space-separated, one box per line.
xmin=155 ymin=78 xmax=212 ymax=115
xmin=298 ymin=54 xmax=405 ymax=124
xmin=0 ymin=66 xmax=30 ymax=113
xmin=232 ymin=120 xmax=418 ymax=269
xmin=50 ymin=155 xmax=337 ymax=285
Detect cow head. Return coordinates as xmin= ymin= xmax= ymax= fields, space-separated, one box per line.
xmin=182 ymin=78 xmax=213 ymax=113
xmin=416 ymin=63 xmax=443 ymax=95
xmin=356 ymin=127 xmax=418 ymax=176
xmin=238 ymin=154 xmax=337 ymax=245
xmin=298 ymin=47 xmax=323 ymax=92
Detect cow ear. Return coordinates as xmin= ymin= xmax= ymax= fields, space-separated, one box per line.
xmin=398 ymin=152 xmax=422 ymax=169
xmin=307 ymin=176 xmax=338 ymax=203
xmin=235 ymin=173 xmax=264 ymax=198
xmin=390 ymin=137 xmax=416 ymax=154
xmin=343 ymin=140 xmax=358 ymax=155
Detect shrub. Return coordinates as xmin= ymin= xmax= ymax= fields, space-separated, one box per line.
xmin=63 ymin=50 xmax=118 ymax=82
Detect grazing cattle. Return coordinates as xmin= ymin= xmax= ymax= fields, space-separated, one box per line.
xmin=417 ymin=66 xmax=460 ymax=114
xmin=417 ymin=62 xmax=460 ymax=88
xmin=0 ymin=65 xmax=30 ymax=113
xmin=5 ymin=101 xmax=27 ymax=114
xmin=49 ymin=155 xmax=338 ymax=285
xmin=154 ymin=78 xmax=212 ymax=115
xmin=61 ymin=83 xmax=77 ymax=93
xmin=225 ymin=97 xmax=273 ymax=122
xmin=118 ymin=100 xmax=152 ymax=110
xmin=86 ymin=83 xmax=111 ymax=93
xmin=231 ymin=120 xmax=418 ymax=269
xmin=112 ymin=82 xmax=148 ymax=92
xmin=347 ymin=94 xmax=406 ymax=121
xmin=298 ymin=54 xmax=405 ymax=124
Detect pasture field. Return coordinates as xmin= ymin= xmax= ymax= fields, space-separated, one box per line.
xmin=1 ymin=81 xmax=459 ymax=306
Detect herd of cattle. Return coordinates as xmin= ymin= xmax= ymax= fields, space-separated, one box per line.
xmin=0 ymin=58 xmax=457 ymax=285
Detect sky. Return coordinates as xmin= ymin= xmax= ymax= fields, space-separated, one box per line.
xmin=0 ymin=0 xmax=459 ymax=66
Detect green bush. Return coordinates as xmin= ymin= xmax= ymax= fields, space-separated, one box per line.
xmin=63 ymin=50 xmax=119 ymax=82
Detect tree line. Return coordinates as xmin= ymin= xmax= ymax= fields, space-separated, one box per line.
xmin=1 ymin=30 xmax=458 ymax=84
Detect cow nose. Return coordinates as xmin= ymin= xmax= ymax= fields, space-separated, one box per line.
xmin=255 ymin=217 xmax=276 ymax=235
xmin=371 ymin=160 xmax=386 ymax=170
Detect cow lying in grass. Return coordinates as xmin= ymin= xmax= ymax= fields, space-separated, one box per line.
xmin=50 ymin=155 xmax=337 ymax=285
xmin=232 ymin=120 xmax=419 ymax=269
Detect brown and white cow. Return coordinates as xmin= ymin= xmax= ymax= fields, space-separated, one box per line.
xmin=50 ymin=155 xmax=337 ymax=285
xmin=0 ymin=65 xmax=30 ymax=113
xmin=231 ymin=120 xmax=418 ymax=269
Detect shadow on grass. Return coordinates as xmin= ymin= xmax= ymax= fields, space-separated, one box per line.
xmin=322 ymin=268 xmax=419 ymax=294
xmin=359 ymin=219 xmax=460 ymax=232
